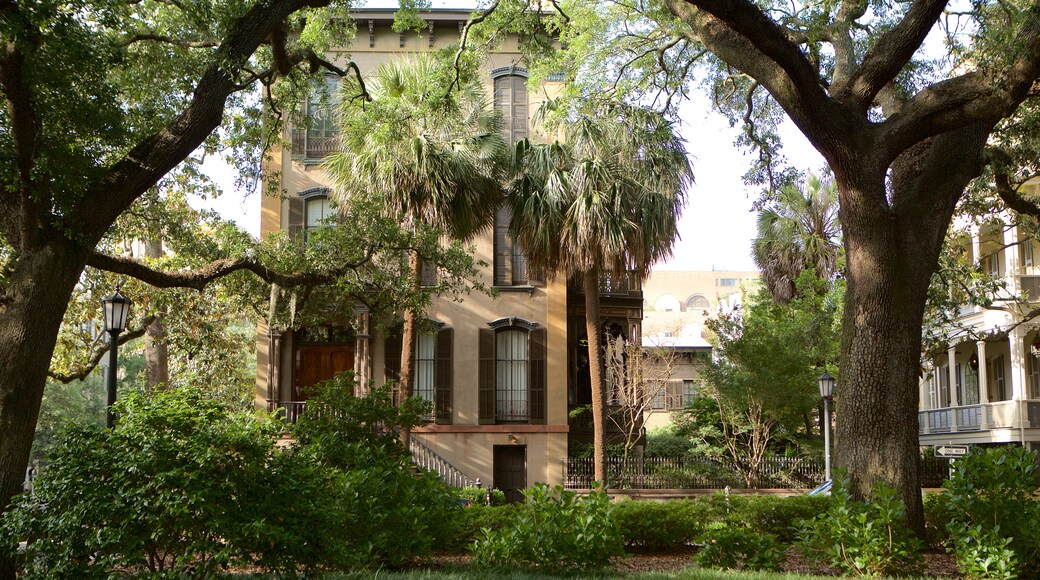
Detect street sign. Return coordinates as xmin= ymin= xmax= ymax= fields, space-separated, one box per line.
xmin=934 ymin=445 xmax=969 ymax=459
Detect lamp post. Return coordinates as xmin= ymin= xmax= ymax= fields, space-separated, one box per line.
xmin=102 ymin=287 xmax=131 ymax=428
xmin=818 ymin=371 xmax=835 ymax=482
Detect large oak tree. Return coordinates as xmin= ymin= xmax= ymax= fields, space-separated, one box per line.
xmin=480 ymin=0 xmax=1040 ymax=532
xmin=660 ymin=0 xmax=1040 ymax=533
xmin=0 ymin=2 xmax=400 ymax=575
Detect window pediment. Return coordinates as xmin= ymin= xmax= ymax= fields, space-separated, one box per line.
xmin=488 ymin=317 xmax=538 ymax=331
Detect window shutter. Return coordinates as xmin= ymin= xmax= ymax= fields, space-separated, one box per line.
xmin=494 ymin=205 xmax=512 ymax=285
xmin=291 ymin=96 xmax=307 ymax=156
xmin=288 ymin=195 xmax=305 ymax=241
xmin=478 ymin=328 xmax=496 ymax=424
xmin=529 ymin=328 xmax=546 ymax=424
xmin=511 ymin=76 xmax=528 ymax=143
xmin=421 ymin=262 xmax=438 ymax=286
xmin=667 ymin=381 xmax=683 ymax=410
xmin=435 ymin=328 xmax=453 ymax=425
xmin=528 ymin=261 xmax=544 ymax=286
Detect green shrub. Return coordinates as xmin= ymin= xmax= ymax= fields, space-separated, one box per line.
xmin=0 ymin=387 xmax=286 ymax=577
xmin=455 ymin=486 xmax=507 ymax=506
xmin=440 ymin=505 xmax=520 ymax=552
xmin=291 ymin=376 xmax=459 ymax=569
xmin=611 ymin=494 xmax=831 ymax=551
xmin=471 ymin=484 xmax=624 ymax=572
xmin=943 ymin=446 xmax=1040 ymax=578
xmin=711 ymin=493 xmax=832 ymax=542
xmin=797 ymin=476 xmax=922 ymax=576
xmin=694 ymin=523 xmax=785 ymax=572
xmin=947 ymin=523 xmax=1018 ymax=579
xmin=923 ymin=492 xmax=954 ymax=548
xmin=612 ymin=499 xmax=711 ymax=550
xmin=1 ymin=379 xmax=459 ymax=576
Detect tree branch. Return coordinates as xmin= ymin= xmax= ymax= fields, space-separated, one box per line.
xmin=124 ymin=33 xmax=220 ymax=48
xmin=49 ymin=315 xmax=157 ymax=384
xmin=449 ymin=0 xmax=502 ymax=95
xmin=0 ymin=7 xmax=43 ymax=251
xmin=77 ymin=0 xmax=336 ymax=241
xmin=991 ymin=147 xmax=1040 ymax=220
xmin=832 ymin=0 xmax=948 ymax=110
xmin=87 ymin=247 xmax=376 ymax=291
xmin=879 ymin=4 xmax=1040 ymax=165
xmin=666 ymin=0 xmax=846 ymax=155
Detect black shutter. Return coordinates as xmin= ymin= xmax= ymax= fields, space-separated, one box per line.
xmin=435 ymin=328 xmax=453 ymax=425
xmin=529 ymin=328 xmax=546 ymax=424
xmin=494 ymin=204 xmax=512 ymax=285
xmin=288 ymin=194 xmax=305 ymax=241
xmin=478 ymin=328 xmax=496 ymax=424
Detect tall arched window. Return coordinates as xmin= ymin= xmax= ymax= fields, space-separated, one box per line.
xmin=292 ymin=75 xmax=340 ymax=160
xmin=492 ymin=66 xmax=528 ymax=144
xmin=384 ymin=321 xmax=454 ymax=424
xmin=298 ymin=187 xmax=332 ymax=241
xmin=479 ymin=318 xmax=546 ymax=424
xmin=491 ymin=67 xmax=534 ymax=286
xmin=686 ymin=294 xmax=710 ymax=310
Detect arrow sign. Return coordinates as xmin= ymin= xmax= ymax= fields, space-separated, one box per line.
xmin=934 ymin=445 xmax=969 ymax=458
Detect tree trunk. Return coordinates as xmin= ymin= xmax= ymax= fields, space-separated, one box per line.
xmin=836 ymin=216 xmax=928 ymax=535
xmin=834 ymin=127 xmax=989 ymax=537
xmin=583 ymin=269 xmax=608 ymax=488
xmin=0 ymin=241 xmax=87 ymax=579
xmin=398 ymin=250 xmax=422 ymax=450
xmin=143 ymin=237 xmax=169 ymax=389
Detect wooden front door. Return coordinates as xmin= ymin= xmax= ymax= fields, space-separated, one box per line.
xmin=294 ymin=344 xmax=354 ymax=400
xmin=493 ymin=445 xmax=527 ymax=504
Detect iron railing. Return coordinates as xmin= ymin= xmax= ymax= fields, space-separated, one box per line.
xmin=565 ymin=455 xmax=953 ymax=490
xmin=410 ymin=438 xmax=480 ymax=489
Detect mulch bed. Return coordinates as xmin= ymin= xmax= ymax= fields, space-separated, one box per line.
xmin=420 ymin=547 xmax=961 ymax=577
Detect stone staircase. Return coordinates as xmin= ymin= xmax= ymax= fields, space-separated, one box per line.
xmin=409 ymin=437 xmax=481 ymax=489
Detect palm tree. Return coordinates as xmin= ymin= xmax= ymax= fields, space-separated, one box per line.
xmin=326 ymin=56 xmax=507 ymax=419
xmin=752 ymin=173 xmax=841 ymax=303
xmin=509 ymin=102 xmax=692 ymax=485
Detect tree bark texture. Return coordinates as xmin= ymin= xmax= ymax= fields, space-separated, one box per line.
xmin=0 ymin=241 xmax=88 ymax=579
xmin=398 ymin=250 xmax=423 ymax=450
xmin=143 ymin=237 xmax=169 ymax=390
xmin=832 ymin=127 xmax=989 ymax=535
xmin=0 ymin=3 xmax=339 ymax=575
xmin=663 ymin=0 xmax=1040 ymax=536
xmin=583 ymin=270 xmax=608 ymax=487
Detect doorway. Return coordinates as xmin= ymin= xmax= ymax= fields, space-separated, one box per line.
xmin=493 ymin=445 xmax=527 ymax=504
xmin=294 ymin=344 xmax=354 ymax=400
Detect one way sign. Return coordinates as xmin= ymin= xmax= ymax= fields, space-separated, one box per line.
xmin=934 ymin=445 xmax=969 ymax=458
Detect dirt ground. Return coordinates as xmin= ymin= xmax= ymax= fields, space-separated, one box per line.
xmin=423 ymin=547 xmax=961 ymax=577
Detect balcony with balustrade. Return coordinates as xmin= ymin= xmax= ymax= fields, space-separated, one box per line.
xmin=919 ymin=210 xmax=1040 ymax=448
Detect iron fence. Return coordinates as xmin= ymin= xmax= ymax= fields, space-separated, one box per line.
xmin=565 ymin=455 xmax=953 ymax=490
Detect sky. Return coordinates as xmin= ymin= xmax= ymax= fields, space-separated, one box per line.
xmin=194 ymin=5 xmax=827 ymax=273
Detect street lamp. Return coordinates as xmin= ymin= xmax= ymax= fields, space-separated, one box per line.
xmin=818 ymin=371 xmax=835 ymax=482
xmin=102 ymin=287 xmax=131 ymax=428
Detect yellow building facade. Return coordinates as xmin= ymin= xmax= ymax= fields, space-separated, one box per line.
xmin=255 ymin=8 xmax=643 ymax=498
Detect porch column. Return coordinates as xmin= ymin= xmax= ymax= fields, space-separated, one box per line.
xmin=920 ymin=360 xmax=932 ymax=435
xmin=948 ymin=346 xmax=959 ymax=432
xmin=1009 ymin=327 xmax=1029 ymax=429
xmin=1005 ymin=223 xmax=1022 ymax=295
xmin=1010 ymin=327 xmax=1029 ymax=401
xmin=977 ymin=340 xmax=989 ymax=429
xmin=271 ymin=331 xmax=282 ymax=405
